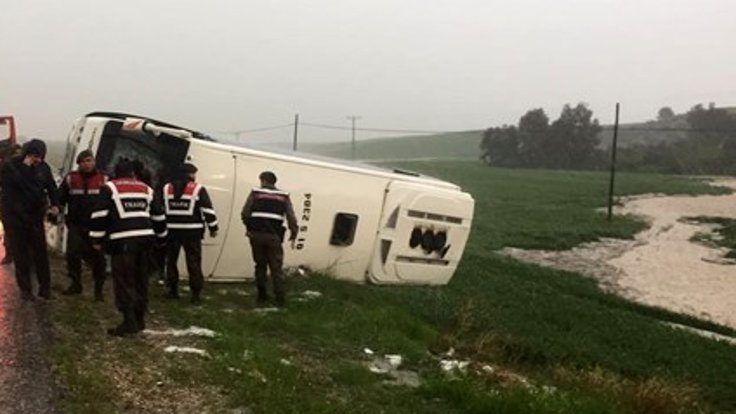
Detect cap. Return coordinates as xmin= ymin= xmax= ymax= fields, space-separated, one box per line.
xmin=180 ymin=163 xmax=198 ymax=175
xmin=22 ymin=139 xmax=47 ymax=158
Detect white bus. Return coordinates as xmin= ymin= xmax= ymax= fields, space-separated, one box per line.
xmin=52 ymin=112 xmax=474 ymax=285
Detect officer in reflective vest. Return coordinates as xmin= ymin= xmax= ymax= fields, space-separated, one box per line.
xmin=58 ymin=149 xmax=108 ymax=300
xmin=89 ymin=159 xmax=167 ymax=336
xmin=162 ymin=163 xmax=218 ymax=305
xmin=241 ymin=171 xmax=298 ymax=307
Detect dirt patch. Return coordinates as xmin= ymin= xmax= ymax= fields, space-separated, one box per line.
xmin=500 ymin=179 xmax=736 ymax=330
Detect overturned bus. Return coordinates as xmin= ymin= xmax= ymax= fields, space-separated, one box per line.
xmin=51 ymin=112 xmax=474 ymax=285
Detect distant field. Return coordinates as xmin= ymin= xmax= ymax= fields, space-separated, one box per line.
xmin=299 ymin=123 xmax=687 ymax=163
xmin=300 ymin=130 xmax=483 ymax=161
xmin=50 ymin=161 xmax=736 ymax=413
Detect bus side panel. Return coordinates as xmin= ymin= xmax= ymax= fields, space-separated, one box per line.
xmin=184 ymin=142 xmax=235 ymax=278
xmin=213 ymin=152 xmax=386 ymax=282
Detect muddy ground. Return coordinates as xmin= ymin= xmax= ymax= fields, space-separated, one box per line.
xmin=501 ymin=179 xmax=736 ymax=330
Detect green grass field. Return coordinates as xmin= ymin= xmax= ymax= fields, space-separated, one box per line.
xmin=301 ymin=131 xmax=483 ymax=161
xmin=297 ymin=120 xmax=688 ymax=162
xmin=50 ymin=162 xmax=736 ymax=413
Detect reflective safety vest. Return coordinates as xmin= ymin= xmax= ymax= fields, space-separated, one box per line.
xmin=246 ymin=187 xmax=289 ymax=237
xmin=89 ymin=178 xmax=167 ymax=249
xmin=162 ymin=180 xmax=218 ymax=238
xmin=60 ymin=170 xmax=108 ymax=226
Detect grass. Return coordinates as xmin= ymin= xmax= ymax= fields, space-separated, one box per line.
xmin=301 ymin=130 xmax=483 ymax=161
xmin=688 ymin=216 xmax=736 ymax=259
xmin=295 ymin=117 xmax=694 ymax=163
xmin=49 ymin=162 xmax=736 ymax=413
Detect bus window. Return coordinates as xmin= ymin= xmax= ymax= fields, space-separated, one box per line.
xmin=330 ymin=213 xmax=359 ymax=246
xmin=95 ymin=120 xmax=189 ymax=188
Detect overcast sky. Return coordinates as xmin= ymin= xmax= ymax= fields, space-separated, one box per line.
xmin=1 ymin=0 xmax=734 ymax=145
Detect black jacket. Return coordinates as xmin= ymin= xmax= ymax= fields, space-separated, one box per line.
xmin=59 ymin=169 xmax=108 ymax=227
xmin=241 ymin=185 xmax=298 ymax=241
xmin=89 ymin=177 xmax=167 ymax=253
xmin=161 ymin=179 xmax=218 ymax=240
xmin=0 ymin=156 xmax=59 ymax=224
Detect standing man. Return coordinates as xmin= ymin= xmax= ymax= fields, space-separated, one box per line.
xmin=58 ymin=150 xmax=108 ymax=300
xmin=0 ymin=139 xmax=60 ymax=301
xmin=241 ymin=171 xmax=298 ymax=307
xmin=0 ymin=143 xmax=22 ymax=265
xmin=162 ymin=163 xmax=218 ymax=305
xmin=89 ymin=159 xmax=166 ymax=336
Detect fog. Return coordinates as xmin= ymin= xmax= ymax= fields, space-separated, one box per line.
xmin=1 ymin=0 xmax=734 ymax=145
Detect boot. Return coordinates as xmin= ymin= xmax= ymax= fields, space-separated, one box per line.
xmin=275 ymin=292 xmax=286 ymax=308
xmin=62 ymin=282 xmax=83 ymax=295
xmin=190 ymin=291 xmax=202 ymax=306
xmin=256 ymin=287 xmax=269 ymax=307
xmin=20 ymin=291 xmax=36 ymax=302
xmin=135 ymin=309 xmax=146 ymax=332
xmin=94 ymin=282 xmax=104 ymax=302
xmin=165 ymin=288 xmax=180 ymax=300
xmin=107 ymin=311 xmax=139 ymax=337
xmin=38 ymin=289 xmax=52 ymax=301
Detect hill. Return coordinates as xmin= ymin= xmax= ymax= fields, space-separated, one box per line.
xmin=299 ymin=120 xmax=690 ymax=162
xmin=300 ymin=130 xmax=483 ymax=161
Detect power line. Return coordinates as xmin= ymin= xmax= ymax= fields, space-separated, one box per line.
xmin=222 ymin=123 xmax=294 ymax=135
xmin=301 ymin=122 xmax=450 ymax=134
xmin=603 ymin=126 xmax=736 ymax=133
xmin=216 ymin=121 xmax=736 ymax=139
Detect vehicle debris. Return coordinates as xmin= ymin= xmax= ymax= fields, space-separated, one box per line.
xmin=164 ymin=346 xmax=210 ymax=357
xmin=144 ymin=326 xmax=218 ymax=338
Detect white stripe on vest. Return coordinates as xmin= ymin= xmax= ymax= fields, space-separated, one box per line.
xmin=251 ymin=212 xmax=285 ymax=221
xmin=107 ymin=182 xmax=153 ymax=220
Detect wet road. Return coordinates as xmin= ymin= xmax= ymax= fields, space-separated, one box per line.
xmin=0 ymin=249 xmax=62 ymax=413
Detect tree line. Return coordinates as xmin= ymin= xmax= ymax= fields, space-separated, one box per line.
xmin=480 ymin=103 xmax=736 ymax=175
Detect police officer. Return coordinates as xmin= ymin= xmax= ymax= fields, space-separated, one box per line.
xmin=89 ymin=159 xmax=166 ymax=336
xmin=241 ymin=171 xmax=298 ymax=307
xmin=58 ymin=150 xmax=108 ymax=300
xmin=162 ymin=163 xmax=218 ymax=305
xmin=0 ymin=139 xmax=59 ymax=301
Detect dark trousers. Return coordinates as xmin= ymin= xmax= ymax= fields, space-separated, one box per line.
xmin=149 ymin=244 xmax=166 ymax=281
xmin=66 ymin=224 xmax=106 ymax=289
xmin=249 ymin=234 xmax=285 ymax=300
xmin=166 ymin=238 xmax=204 ymax=294
xmin=1 ymin=215 xmax=12 ymax=260
xmin=111 ymin=243 xmax=149 ymax=317
xmin=7 ymin=217 xmax=50 ymax=296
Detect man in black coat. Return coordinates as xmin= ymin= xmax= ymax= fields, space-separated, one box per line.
xmin=0 ymin=139 xmax=60 ymax=301
xmin=0 ymin=143 xmax=22 ymax=265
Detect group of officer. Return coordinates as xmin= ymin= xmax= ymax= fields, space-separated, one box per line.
xmin=0 ymin=138 xmax=299 ymax=337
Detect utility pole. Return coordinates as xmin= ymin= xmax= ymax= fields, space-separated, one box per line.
xmin=347 ymin=115 xmax=361 ymax=160
xmin=607 ymin=103 xmax=620 ymax=222
xmin=293 ymin=114 xmax=299 ymax=151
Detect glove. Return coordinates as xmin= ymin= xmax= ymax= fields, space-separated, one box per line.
xmin=210 ymin=229 xmax=218 ymax=238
